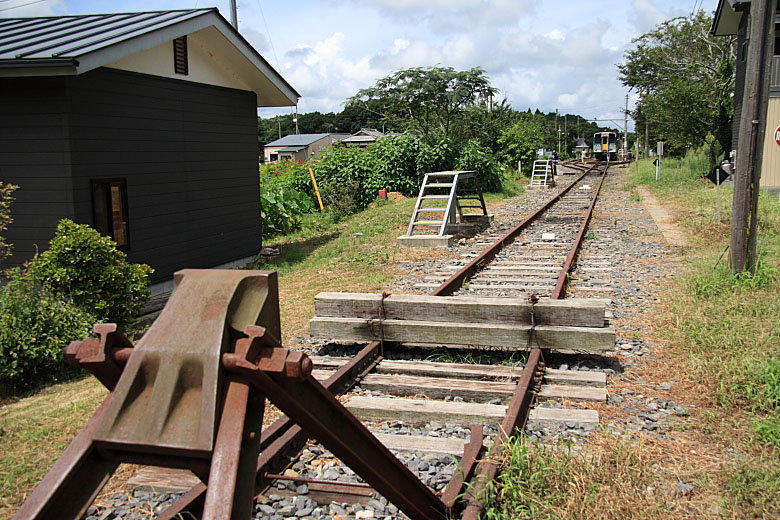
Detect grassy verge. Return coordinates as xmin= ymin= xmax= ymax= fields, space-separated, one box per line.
xmin=0 ymin=182 xmax=524 ymax=518
xmin=483 ymin=153 xmax=780 ymax=518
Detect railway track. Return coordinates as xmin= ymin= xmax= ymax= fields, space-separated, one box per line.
xmin=99 ymin=160 xmax=614 ymax=520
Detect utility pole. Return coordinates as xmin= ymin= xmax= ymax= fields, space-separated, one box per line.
xmin=624 ymin=94 xmax=629 ymax=151
xmin=645 ymin=122 xmax=649 ymax=159
xmin=277 ymin=115 xmax=281 ymax=139
xmin=555 ymin=108 xmax=559 ymax=154
xmin=229 ymin=0 xmax=238 ymax=30
xmin=564 ymin=115 xmax=567 ymax=155
xmin=731 ymin=0 xmax=775 ymax=273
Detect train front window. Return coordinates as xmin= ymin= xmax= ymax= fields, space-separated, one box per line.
xmin=609 ymin=134 xmax=616 ymax=144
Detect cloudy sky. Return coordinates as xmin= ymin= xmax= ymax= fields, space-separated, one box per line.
xmin=2 ymin=0 xmax=720 ymax=131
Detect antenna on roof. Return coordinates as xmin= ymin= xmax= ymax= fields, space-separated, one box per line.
xmin=229 ymin=0 xmax=238 ymax=30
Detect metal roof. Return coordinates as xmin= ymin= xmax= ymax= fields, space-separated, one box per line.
xmin=265 ymin=134 xmax=330 ymax=147
xmin=0 ymin=9 xmax=299 ymax=106
xmin=0 ymin=9 xmax=213 ymax=63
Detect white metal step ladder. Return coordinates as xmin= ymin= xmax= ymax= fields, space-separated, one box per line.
xmin=530 ymin=160 xmax=555 ymax=187
xmin=405 ymin=171 xmax=488 ymax=237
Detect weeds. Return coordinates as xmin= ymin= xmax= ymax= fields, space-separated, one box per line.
xmin=481 ymin=435 xmax=668 ymax=520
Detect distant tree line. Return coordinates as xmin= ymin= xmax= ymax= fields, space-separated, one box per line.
xmin=258 ymin=66 xmax=619 ymax=167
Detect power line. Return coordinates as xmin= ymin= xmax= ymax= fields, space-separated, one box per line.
xmin=0 ymin=0 xmax=47 ymax=11
xmin=254 ymin=0 xmax=279 ymax=71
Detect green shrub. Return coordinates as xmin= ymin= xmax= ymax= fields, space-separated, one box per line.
xmin=26 ymin=219 xmax=152 ymax=328
xmin=261 ymin=187 xmax=315 ymax=235
xmin=313 ymin=134 xmax=476 ymax=217
xmin=455 ymin=139 xmax=502 ymax=192
xmin=0 ymin=181 xmax=18 ymax=265
xmin=0 ymin=269 xmax=94 ymax=395
xmin=321 ymin=179 xmax=361 ymax=223
xmin=315 ymin=144 xmax=382 ymax=211
xmin=259 ymin=159 xmax=316 ymax=199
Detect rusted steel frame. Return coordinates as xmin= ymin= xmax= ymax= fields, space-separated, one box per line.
xmin=263 ymin=473 xmax=374 ymax=489
xmin=431 ymin=169 xmax=592 ymax=296
xmin=12 ymin=397 xmax=119 ymax=520
xmin=202 ymin=377 xmax=263 ymax=520
xmin=159 ymin=341 xmax=383 ymax=520
xmin=233 ymin=364 xmax=448 ymax=520
xmin=551 ymin=163 xmax=608 ymax=300
xmin=441 ymin=425 xmax=483 ymax=509
xmin=461 ymin=348 xmax=544 ymax=520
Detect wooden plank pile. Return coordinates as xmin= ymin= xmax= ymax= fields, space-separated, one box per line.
xmin=309 ymin=293 xmax=615 ymax=351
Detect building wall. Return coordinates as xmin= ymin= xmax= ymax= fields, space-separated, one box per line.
xmin=760 ymin=96 xmax=780 ymax=189
xmin=0 ymin=76 xmax=75 ymax=269
xmin=67 ymin=68 xmax=261 ymax=283
xmin=307 ymin=135 xmax=333 ymax=158
xmin=2 ymin=68 xmax=262 ymax=283
xmin=106 ymin=26 xmax=251 ymax=93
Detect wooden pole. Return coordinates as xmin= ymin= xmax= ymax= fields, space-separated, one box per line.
xmin=309 ymin=167 xmax=324 ymax=210
xmin=730 ymin=0 xmax=775 ymax=272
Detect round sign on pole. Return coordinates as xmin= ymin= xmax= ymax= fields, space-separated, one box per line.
xmin=775 ymin=125 xmax=780 ymax=147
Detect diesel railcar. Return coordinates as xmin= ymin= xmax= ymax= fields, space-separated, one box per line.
xmin=593 ymin=132 xmax=617 ymax=161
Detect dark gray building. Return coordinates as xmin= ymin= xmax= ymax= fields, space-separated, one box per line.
xmin=712 ymin=0 xmax=780 ymax=192
xmin=0 ymin=9 xmax=299 ymax=288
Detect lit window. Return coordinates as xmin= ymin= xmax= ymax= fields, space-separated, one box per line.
xmin=92 ymin=180 xmax=130 ymax=249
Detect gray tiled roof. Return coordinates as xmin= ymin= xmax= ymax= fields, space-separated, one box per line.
xmin=265 ymin=134 xmax=330 ymax=147
xmin=0 ymin=9 xmax=212 ymax=62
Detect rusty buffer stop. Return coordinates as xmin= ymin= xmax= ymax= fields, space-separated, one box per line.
xmin=14 ymin=270 xmax=474 ymax=520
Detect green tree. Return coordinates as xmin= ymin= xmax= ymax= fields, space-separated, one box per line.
xmin=617 ymin=10 xmax=736 ymax=156
xmin=498 ymin=114 xmax=548 ymax=174
xmin=345 ymin=66 xmax=497 ymax=142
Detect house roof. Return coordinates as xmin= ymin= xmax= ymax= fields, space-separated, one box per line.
xmin=0 ymin=8 xmax=299 ymax=106
xmin=276 ymin=146 xmax=306 ymax=153
xmin=341 ymin=129 xmax=385 ymax=143
xmin=712 ymin=0 xmax=745 ymax=36
xmin=265 ymin=133 xmax=330 ymax=147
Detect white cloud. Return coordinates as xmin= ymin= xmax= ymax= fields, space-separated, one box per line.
xmin=279 ymin=32 xmax=380 ymax=113
xmin=545 ymin=29 xmax=565 ymax=41
xmin=630 ymin=0 xmax=687 ymax=34
xmin=353 ymin=0 xmax=536 ymax=32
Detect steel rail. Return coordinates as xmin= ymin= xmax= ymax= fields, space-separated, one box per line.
xmin=161 ymin=162 xmax=608 ymax=519
xmin=431 ymin=163 xmax=601 ymax=296
xmin=460 ymin=161 xmax=611 ymax=519
xmin=551 ymin=161 xmax=609 ymax=299
xmin=461 ymin=348 xmax=544 ymax=520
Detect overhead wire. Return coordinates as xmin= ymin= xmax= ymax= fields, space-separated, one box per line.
xmin=254 ymin=0 xmax=280 ymax=71
xmin=0 ymin=0 xmax=48 ymax=11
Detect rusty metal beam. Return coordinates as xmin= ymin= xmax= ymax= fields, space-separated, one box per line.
xmin=551 ymin=163 xmax=609 ymax=299
xmin=159 ymin=340 xmax=383 ymax=520
xmin=461 ymin=348 xmax=544 ymax=520
xmin=441 ymin=425 xmax=483 ymax=509
xmin=228 ymin=352 xmax=449 ymax=520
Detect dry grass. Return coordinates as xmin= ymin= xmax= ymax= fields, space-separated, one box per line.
xmin=0 ymin=377 xmax=107 ymax=519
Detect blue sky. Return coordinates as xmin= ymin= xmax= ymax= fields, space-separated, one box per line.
xmin=2 ymin=0 xmax=720 ymax=131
